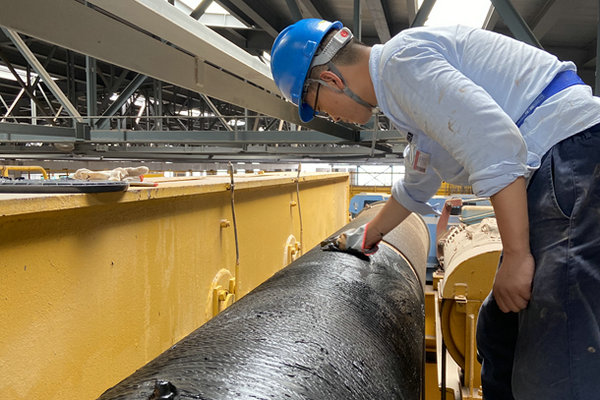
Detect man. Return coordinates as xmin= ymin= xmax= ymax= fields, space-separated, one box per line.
xmin=270 ymin=19 xmax=600 ymax=399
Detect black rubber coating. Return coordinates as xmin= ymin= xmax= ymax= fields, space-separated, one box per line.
xmin=98 ymin=205 xmax=426 ymax=400
xmin=348 ymin=204 xmax=430 ymax=290
xmin=99 ymin=252 xmax=424 ymax=399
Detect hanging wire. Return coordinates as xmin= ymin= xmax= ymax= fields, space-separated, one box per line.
xmin=227 ymin=161 xmax=240 ymax=293
xmin=296 ymin=163 xmax=304 ymax=255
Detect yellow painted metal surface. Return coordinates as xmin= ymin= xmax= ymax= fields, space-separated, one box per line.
xmin=348 ymin=181 xmax=471 ymax=207
xmin=436 ymin=182 xmax=473 ymax=196
xmin=349 ymin=185 xmax=390 ymax=198
xmin=0 ymin=172 xmax=349 ymax=399
xmin=424 ymin=285 xmax=437 ymax=352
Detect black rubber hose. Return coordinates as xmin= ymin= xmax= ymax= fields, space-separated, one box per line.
xmin=98 ymin=206 xmax=427 ymax=400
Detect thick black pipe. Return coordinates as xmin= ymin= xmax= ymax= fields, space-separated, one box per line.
xmin=98 ymin=205 xmax=428 ymax=400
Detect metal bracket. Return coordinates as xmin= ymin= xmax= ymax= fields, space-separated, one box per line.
xmin=75 ymin=122 xmax=91 ymax=141
xmin=212 ymin=278 xmax=236 ymax=316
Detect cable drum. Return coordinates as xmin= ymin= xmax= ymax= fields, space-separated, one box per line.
xmin=345 ymin=202 xmax=430 ymax=290
xmin=98 ymin=207 xmax=428 ymax=400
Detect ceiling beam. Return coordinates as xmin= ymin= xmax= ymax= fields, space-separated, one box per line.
xmin=364 ymin=0 xmax=391 ymax=43
xmin=0 ymin=0 xmax=359 ymax=142
xmin=190 ymin=0 xmax=212 ymax=19
xmin=483 ymin=7 xmax=500 ymax=30
xmin=96 ymin=74 xmax=147 ymax=129
xmin=406 ymin=0 xmax=418 ymax=26
xmin=86 ymin=0 xmax=277 ymax=93
xmin=91 ymin=130 xmax=359 ymax=144
xmin=2 ymin=28 xmax=83 ymax=123
xmin=216 ymin=0 xmax=280 ymax=38
xmin=0 ymin=122 xmax=405 ymax=147
xmin=200 ymin=94 xmax=233 ymax=131
xmin=295 ymin=0 xmax=322 ymax=19
xmin=489 ymin=0 xmax=542 ymax=48
xmin=531 ymin=0 xmax=570 ymax=41
xmin=353 ymin=0 xmax=362 ymax=41
xmin=411 ymin=0 xmax=436 ymax=28
xmin=285 ymin=0 xmax=303 ymax=21
xmin=0 ymin=47 xmax=51 ymax=118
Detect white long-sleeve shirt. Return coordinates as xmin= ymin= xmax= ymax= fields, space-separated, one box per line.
xmin=369 ymin=25 xmax=600 ymax=215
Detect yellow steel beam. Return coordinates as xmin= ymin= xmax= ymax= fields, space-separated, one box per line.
xmin=0 ymin=172 xmax=349 ymax=399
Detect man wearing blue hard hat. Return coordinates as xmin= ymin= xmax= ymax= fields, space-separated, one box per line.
xmin=270 ymin=19 xmax=600 ymax=400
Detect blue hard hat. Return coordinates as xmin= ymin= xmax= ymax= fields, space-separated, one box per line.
xmin=270 ymin=19 xmax=343 ymax=122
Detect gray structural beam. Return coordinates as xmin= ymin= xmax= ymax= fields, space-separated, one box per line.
xmin=406 ymin=0 xmax=418 ymax=26
xmin=0 ymin=94 xmax=17 ymax=123
xmin=0 ymin=142 xmax=404 ymax=162
xmin=96 ymin=74 xmax=148 ymax=129
xmin=0 ymin=122 xmax=89 ymax=142
xmin=190 ymin=0 xmax=213 ymax=19
xmin=285 ymin=0 xmax=303 ymax=21
xmin=200 ymin=94 xmax=234 ymax=131
xmin=86 ymin=56 xmax=98 ymax=124
xmin=90 ymin=129 xmax=405 ymax=145
xmin=2 ymin=27 xmax=84 ymax=123
xmin=85 ymin=0 xmax=278 ymax=93
xmin=364 ymin=0 xmax=391 ymax=43
xmin=0 ymin=45 xmax=57 ymax=122
xmin=483 ymin=6 xmax=500 ymax=30
xmin=354 ymin=0 xmax=362 ymax=42
xmin=295 ymin=0 xmax=321 ymax=19
xmin=410 ymin=0 xmax=436 ymax=27
xmin=0 ymin=49 xmax=50 ymax=117
xmin=26 ymin=0 xmax=356 ymax=142
xmin=216 ymin=0 xmax=280 ymax=38
xmin=531 ymin=0 xmax=570 ymax=41
xmin=0 ymin=121 xmax=405 ymax=145
xmin=490 ymin=0 xmax=543 ymax=49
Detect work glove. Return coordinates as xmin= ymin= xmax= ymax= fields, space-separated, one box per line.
xmin=321 ymin=223 xmax=381 ymax=256
xmin=73 ymin=166 xmax=149 ymax=182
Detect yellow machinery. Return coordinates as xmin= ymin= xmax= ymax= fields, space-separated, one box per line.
xmin=0 ymin=172 xmax=349 ymax=399
xmin=349 ymin=182 xmax=472 ymax=206
xmin=425 ymin=203 xmax=501 ymax=400
xmin=437 ymin=182 xmax=473 ymax=196
xmin=0 ymin=165 xmax=49 ymax=179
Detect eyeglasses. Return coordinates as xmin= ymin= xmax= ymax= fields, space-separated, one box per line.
xmin=312 ymin=82 xmax=321 ymax=117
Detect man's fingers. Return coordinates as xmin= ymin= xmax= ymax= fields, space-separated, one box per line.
xmin=512 ymin=295 xmax=528 ymax=311
xmin=495 ymin=290 xmax=529 ymax=313
xmin=495 ymin=292 xmax=515 ymax=313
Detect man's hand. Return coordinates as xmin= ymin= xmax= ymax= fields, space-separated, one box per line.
xmin=334 ymin=223 xmax=382 ymax=255
xmin=492 ymin=251 xmax=535 ymax=312
xmin=490 ymin=176 xmax=533 ymax=313
xmin=322 ymin=197 xmax=412 ymax=257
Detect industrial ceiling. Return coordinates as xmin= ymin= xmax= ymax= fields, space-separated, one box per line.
xmin=0 ymin=0 xmax=598 ymax=166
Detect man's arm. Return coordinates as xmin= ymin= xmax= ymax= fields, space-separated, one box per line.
xmin=490 ymin=176 xmax=535 ymax=313
xmin=364 ymin=196 xmax=412 ymax=248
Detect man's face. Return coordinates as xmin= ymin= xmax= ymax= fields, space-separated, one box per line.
xmin=304 ymin=83 xmax=373 ymax=126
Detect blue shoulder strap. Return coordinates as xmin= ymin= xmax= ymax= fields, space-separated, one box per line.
xmin=515 ymin=70 xmax=584 ymax=127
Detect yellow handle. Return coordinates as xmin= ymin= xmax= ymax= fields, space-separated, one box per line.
xmin=1 ymin=166 xmax=49 ymax=179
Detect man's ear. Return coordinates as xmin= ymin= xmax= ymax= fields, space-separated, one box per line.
xmin=319 ymin=69 xmax=345 ymax=89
